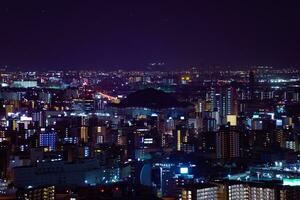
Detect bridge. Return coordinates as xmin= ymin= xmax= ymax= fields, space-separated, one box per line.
xmin=96 ymin=91 xmax=120 ymax=103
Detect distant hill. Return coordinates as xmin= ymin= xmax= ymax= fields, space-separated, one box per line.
xmin=114 ymin=88 xmax=191 ymax=109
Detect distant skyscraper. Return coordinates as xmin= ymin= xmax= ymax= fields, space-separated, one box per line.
xmin=249 ymin=71 xmax=255 ymax=100
xmin=220 ymin=87 xmax=238 ymax=124
xmin=206 ymin=87 xmax=217 ymax=111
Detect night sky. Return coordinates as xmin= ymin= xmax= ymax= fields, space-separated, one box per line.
xmin=0 ymin=1 xmax=300 ymax=70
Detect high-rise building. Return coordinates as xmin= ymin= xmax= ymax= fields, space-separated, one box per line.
xmin=175 ymin=126 xmax=189 ymax=152
xmin=0 ymin=141 xmax=9 ymax=178
xmin=220 ymin=87 xmax=238 ymax=124
xmin=206 ymin=87 xmax=217 ymax=111
xmin=181 ymin=183 xmax=219 ymax=200
xmin=80 ymin=126 xmax=88 ymax=143
xmin=216 ymin=124 xmax=240 ymax=159
xmin=180 ymin=180 xmax=300 ymax=200
xmin=249 ymin=71 xmax=255 ymax=100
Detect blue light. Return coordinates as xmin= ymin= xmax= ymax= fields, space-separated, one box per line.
xmin=39 ymin=132 xmax=56 ymax=151
xmin=276 ymin=119 xmax=283 ymax=127
xmin=151 ymin=113 xmax=158 ymax=117
xmin=180 ymin=167 xmax=188 ymax=174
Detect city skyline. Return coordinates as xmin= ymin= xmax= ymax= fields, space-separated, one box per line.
xmin=2 ymin=2 xmax=300 ymax=200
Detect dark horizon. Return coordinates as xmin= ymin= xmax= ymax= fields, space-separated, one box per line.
xmin=0 ymin=1 xmax=300 ymax=69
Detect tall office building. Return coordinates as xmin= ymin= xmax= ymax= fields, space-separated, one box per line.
xmin=220 ymin=86 xmax=238 ymax=124
xmin=216 ymin=124 xmax=240 ymax=159
xmin=206 ymin=87 xmax=217 ymax=111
